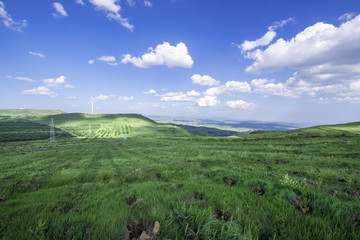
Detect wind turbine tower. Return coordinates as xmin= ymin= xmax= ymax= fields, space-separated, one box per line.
xmin=89 ymin=97 xmax=95 ymax=114
xmin=49 ymin=118 xmax=55 ymax=143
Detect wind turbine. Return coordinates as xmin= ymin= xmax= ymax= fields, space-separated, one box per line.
xmin=89 ymin=97 xmax=95 ymax=114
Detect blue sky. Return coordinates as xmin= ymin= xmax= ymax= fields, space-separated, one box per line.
xmin=1 ymin=0 xmax=360 ymax=124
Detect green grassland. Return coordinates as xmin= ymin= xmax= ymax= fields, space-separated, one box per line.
xmin=1 ymin=112 xmax=360 ymax=239
xmin=0 ymin=109 xmax=65 ymax=118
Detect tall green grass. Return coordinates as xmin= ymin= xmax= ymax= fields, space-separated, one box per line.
xmin=0 ymin=119 xmax=360 ymax=239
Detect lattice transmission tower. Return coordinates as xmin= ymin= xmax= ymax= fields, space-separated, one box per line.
xmin=50 ymin=118 xmax=56 ymax=143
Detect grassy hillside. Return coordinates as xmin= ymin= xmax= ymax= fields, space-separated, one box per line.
xmin=1 ymin=119 xmax=360 ymax=239
xmin=29 ymin=113 xmax=191 ymax=138
xmin=0 ymin=109 xmax=65 ymax=117
xmin=170 ymin=123 xmax=248 ymax=136
xmin=0 ymin=118 xmax=71 ymax=142
xmin=247 ymin=121 xmax=360 ymax=139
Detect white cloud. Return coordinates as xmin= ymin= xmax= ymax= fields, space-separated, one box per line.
xmin=143 ymin=89 xmax=157 ymax=94
xmin=160 ymin=91 xmax=199 ymax=102
xmin=186 ymin=90 xmax=200 ymax=97
xmin=144 ymin=0 xmax=153 ymax=7
xmin=191 ymin=74 xmax=219 ymax=86
xmin=339 ymin=12 xmax=356 ymax=22
xmin=88 ymin=0 xmax=134 ymax=31
xmin=251 ymin=79 xmax=296 ymax=98
xmin=95 ymin=94 xmax=109 ymax=101
xmin=0 ymin=1 xmax=27 ymax=32
xmin=196 ymin=96 xmax=219 ymax=107
xmin=237 ymin=18 xmax=293 ymax=52
xmin=244 ymin=14 xmax=360 ymax=99
xmin=122 ymin=42 xmax=194 ymax=68
xmin=53 ymin=2 xmax=68 ymax=17
xmin=21 ymin=86 xmax=57 ymax=97
xmin=29 ymin=51 xmax=45 ymax=58
xmin=118 ymin=96 xmax=134 ymax=101
xmin=204 ymin=81 xmax=251 ymax=96
xmin=7 ymin=75 xmax=35 ymax=82
xmin=43 ymin=76 xmax=74 ymax=88
xmin=98 ymin=55 xmax=116 ymax=62
xmin=89 ymin=55 xmax=117 ymax=65
xmin=226 ymin=100 xmax=256 ymax=110
xmin=76 ymin=0 xmax=85 ymax=5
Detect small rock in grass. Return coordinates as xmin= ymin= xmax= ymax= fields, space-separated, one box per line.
xmin=126 ymin=219 xmax=146 ymax=240
xmin=289 ymin=198 xmax=301 ymax=209
xmin=346 ymin=189 xmax=360 ymax=199
xmin=86 ymin=227 xmax=94 ymax=235
xmin=135 ymin=198 xmax=145 ymax=204
xmin=152 ymin=221 xmax=160 ymax=236
xmin=0 ymin=197 xmax=8 ymax=203
xmin=135 ymin=168 xmax=142 ymax=172
xmin=139 ymin=231 xmax=151 ymax=240
xmin=194 ymin=192 xmax=204 ymax=200
xmin=126 ymin=192 xmax=137 ymax=206
xmin=269 ymin=174 xmax=279 ymax=178
xmin=329 ymin=190 xmax=337 ymax=196
xmin=292 ymin=171 xmax=299 ymax=175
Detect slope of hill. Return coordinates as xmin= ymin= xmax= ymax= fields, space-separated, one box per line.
xmin=29 ymin=113 xmax=191 ymax=138
xmin=246 ymin=121 xmax=360 ymax=139
xmin=0 ymin=109 xmax=65 ymax=117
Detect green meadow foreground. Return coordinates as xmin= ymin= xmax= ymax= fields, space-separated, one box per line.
xmin=1 ymin=110 xmax=360 ymax=239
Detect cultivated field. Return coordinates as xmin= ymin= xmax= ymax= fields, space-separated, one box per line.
xmin=0 ymin=110 xmax=360 ymax=239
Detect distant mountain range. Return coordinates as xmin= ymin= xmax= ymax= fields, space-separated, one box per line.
xmin=147 ymin=115 xmax=308 ymax=131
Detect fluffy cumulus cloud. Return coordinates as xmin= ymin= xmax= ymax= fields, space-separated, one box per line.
xmin=143 ymin=89 xmax=157 ymax=94
xmin=122 ymin=42 xmax=194 ymax=68
xmin=196 ymin=96 xmax=219 ymax=107
xmin=89 ymin=55 xmax=117 ymax=65
xmin=29 ymin=51 xmax=45 ymax=58
xmin=118 ymin=96 xmax=134 ymax=101
xmin=53 ymin=2 xmax=68 ymax=18
xmin=43 ymin=76 xmax=74 ymax=88
xmin=251 ymin=79 xmax=296 ymax=97
xmin=144 ymin=0 xmax=153 ymax=7
xmin=191 ymin=74 xmax=219 ymax=86
xmin=226 ymin=100 xmax=256 ymax=110
xmin=242 ymin=14 xmax=360 ymax=101
xmin=6 ymin=75 xmax=35 ymax=82
xmin=204 ymin=81 xmax=251 ymax=96
xmin=236 ymin=18 xmax=294 ymax=52
xmin=0 ymin=1 xmax=27 ymax=32
xmin=160 ymin=90 xmax=200 ymax=102
xmin=21 ymin=86 xmax=57 ymax=97
xmin=88 ymin=0 xmax=134 ymax=31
